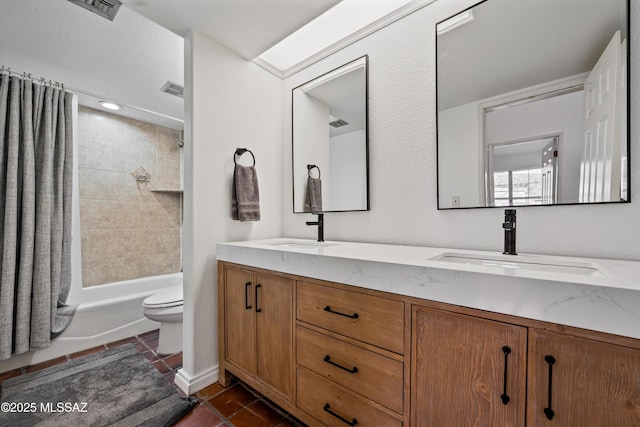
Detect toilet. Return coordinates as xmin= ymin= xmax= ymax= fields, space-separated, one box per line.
xmin=142 ymin=285 xmax=183 ymax=355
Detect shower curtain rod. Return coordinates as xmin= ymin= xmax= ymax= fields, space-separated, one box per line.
xmin=1 ymin=64 xmax=184 ymax=125
xmin=0 ymin=65 xmax=65 ymax=89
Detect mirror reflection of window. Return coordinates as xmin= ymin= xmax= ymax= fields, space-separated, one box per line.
xmin=493 ymin=169 xmax=543 ymax=207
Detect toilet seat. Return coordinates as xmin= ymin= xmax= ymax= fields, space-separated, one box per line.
xmin=143 ymin=286 xmax=183 ymax=308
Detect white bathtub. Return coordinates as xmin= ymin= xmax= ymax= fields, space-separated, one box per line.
xmin=0 ymin=273 xmax=182 ymax=374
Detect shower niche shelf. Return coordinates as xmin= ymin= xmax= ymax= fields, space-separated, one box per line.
xmin=150 ymin=189 xmax=183 ymax=194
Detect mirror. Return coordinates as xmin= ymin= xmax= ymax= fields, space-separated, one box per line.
xmin=292 ymin=56 xmax=369 ymax=213
xmin=437 ymin=0 xmax=629 ymax=209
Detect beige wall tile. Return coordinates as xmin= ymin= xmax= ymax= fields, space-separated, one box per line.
xmin=88 ymin=109 xmax=125 ymax=143
xmin=124 ymin=257 xmax=158 ymax=281
xmin=85 ymin=229 xmax=126 ymax=262
xmin=123 ymin=229 xmax=157 ymax=256
xmin=125 ymin=118 xmax=157 ymax=149
xmin=125 ymin=145 xmax=156 ymax=178
xmin=85 ymin=169 xmax=126 ymax=201
xmin=83 ymin=256 xmax=127 ymax=287
xmin=77 ymin=107 xmax=89 ymax=137
xmin=80 ymin=199 xmax=89 ymax=231
xmin=156 ymin=252 xmax=181 ymax=275
xmin=77 ymin=135 xmax=88 ymax=168
xmin=122 ymin=176 xmax=154 ymax=202
xmin=87 ymin=138 xmax=126 ymax=172
xmin=124 ymin=201 xmax=147 ymax=229
xmin=156 ymin=126 xmax=180 ymax=144
xmin=155 ymin=194 xmax=181 ymax=228
xmin=87 ymin=200 xmax=125 ymax=229
xmin=156 ymin=228 xmax=181 ymax=255
xmin=78 ymin=167 xmax=89 ymax=199
xmin=156 ymin=176 xmax=181 ymax=190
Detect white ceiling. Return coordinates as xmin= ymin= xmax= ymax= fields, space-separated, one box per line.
xmin=0 ymin=0 xmax=342 ymax=129
xmin=122 ymin=0 xmax=341 ymax=60
xmin=0 ymin=0 xmax=185 ymax=129
xmin=437 ymin=0 xmax=627 ymax=110
xmin=304 ymin=64 xmax=366 ymax=137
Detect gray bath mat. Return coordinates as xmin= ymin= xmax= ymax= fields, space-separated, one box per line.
xmin=0 ymin=344 xmax=196 ymax=427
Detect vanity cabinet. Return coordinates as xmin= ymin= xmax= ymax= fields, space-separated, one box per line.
xmin=219 ymin=261 xmax=640 ymax=426
xmin=219 ymin=263 xmax=294 ymax=401
xmin=411 ymin=306 xmax=527 ymax=426
xmin=527 ymin=329 xmax=640 ymax=426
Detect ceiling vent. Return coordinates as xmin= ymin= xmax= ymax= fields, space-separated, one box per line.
xmin=67 ymin=0 xmax=122 ymax=21
xmin=161 ymin=81 xmax=184 ymax=99
xmin=329 ymin=119 xmax=349 ymax=128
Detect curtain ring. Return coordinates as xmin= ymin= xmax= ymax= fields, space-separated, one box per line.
xmin=234 ymin=148 xmax=255 ymax=166
xmin=307 ymin=164 xmax=321 ymax=179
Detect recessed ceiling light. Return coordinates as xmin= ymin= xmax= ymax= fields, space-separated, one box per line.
xmin=99 ymin=101 xmax=122 ymax=111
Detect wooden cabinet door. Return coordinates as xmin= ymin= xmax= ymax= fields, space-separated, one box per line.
xmin=255 ymin=273 xmax=294 ymax=399
xmin=527 ymin=329 xmax=640 ymax=426
xmin=224 ymin=266 xmax=256 ymax=375
xmin=411 ymin=306 xmax=527 ymax=427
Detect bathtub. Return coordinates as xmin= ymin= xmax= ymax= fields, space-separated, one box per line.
xmin=0 ymin=273 xmax=182 ymax=374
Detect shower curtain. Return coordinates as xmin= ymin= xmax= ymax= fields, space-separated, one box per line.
xmin=0 ymin=73 xmax=75 ymax=361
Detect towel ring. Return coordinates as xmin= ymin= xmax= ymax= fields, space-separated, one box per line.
xmin=234 ymin=148 xmax=255 ymax=166
xmin=307 ymin=164 xmax=321 ymax=179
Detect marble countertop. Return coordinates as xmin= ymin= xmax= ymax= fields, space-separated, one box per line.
xmin=217 ymin=238 xmax=640 ymax=340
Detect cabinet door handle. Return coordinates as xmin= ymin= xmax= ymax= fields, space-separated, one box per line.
xmin=323 ymin=305 xmax=359 ymax=319
xmin=544 ymin=355 xmax=556 ymax=420
xmin=255 ymin=284 xmax=262 ymax=313
xmin=245 ymin=282 xmax=252 ymax=310
xmin=323 ymin=355 xmax=359 ymax=374
xmin=501 ymin=345 xmax=511 ymax=405
xmin=323 ymin=403 xmax=358 ymax=426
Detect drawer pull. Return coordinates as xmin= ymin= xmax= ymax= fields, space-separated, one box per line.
xmin=245 ymin=282 xmax=251 ymax=310
xmin=501 ymin=345 xmax=511 ymax=405
xmin=323 ymin=355 xmax=359 ymax=374
xmin=255 ymin=284 xmax=262 ymax=313
xmin=323 ymin=403 xmax=358 ymax=426
xmin=324 ymin=305 xmax=359 ymax=319
xmin=544 ymin=355 xmax=556 ymax=420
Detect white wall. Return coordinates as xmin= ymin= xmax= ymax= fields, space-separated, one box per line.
xmin=438 ymin=103 xmax=482 ymax=208
xmin=330 ymin=129 xmax=367 ymax=210
xmin=178 ymin=30 xmax=283 ymax=393
xmin=281 ymin=0 xmax=640 ymax=262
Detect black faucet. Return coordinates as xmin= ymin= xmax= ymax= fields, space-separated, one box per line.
xmin=502 ymin=209 xmax=517 ymax=255
xmin=306 ymin=213 xmax=324 ymax=242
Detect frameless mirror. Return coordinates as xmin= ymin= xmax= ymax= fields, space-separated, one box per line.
xmin=437 ymin=0 xmax=629 ymax=209
xmin=292 ymin=56 xmax=369 ymax=213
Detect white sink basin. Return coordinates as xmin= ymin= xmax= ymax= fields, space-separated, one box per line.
xmin=264 ymin=240 xmax=338 ymax=250
xmin=431 ymin=253 xmax=604 ymax=277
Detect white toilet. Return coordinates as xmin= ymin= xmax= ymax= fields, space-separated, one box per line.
xmin=142 ymin=285 xmax=183 ymax=355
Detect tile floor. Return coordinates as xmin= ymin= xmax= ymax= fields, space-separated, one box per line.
xmin=0 ymin=330 xmax=305 ymax=427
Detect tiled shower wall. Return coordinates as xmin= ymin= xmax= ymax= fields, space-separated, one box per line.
xmin=78 ymin=106 xmax=182 ymax=287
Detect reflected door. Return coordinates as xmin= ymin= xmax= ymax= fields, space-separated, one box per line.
xmin=579 ymin=31 xmax=622 ymax=203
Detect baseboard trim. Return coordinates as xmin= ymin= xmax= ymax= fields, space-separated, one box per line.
xmin=174 ymin=365 xmax=219 ymax=395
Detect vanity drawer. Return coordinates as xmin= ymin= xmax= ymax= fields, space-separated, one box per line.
xmin=297 ymin=367 xmax=402 ymax=427
xmin=297 ymin=326 xmax=404 ymax=414
xmin=297 ymin=281 xmax=405 ymax=354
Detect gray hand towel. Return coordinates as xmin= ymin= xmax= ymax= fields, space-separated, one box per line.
xmin=303 ymin=177 xmax=322 ymax=213
xmin=232 ymin=164 xmax=261 ymax=221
